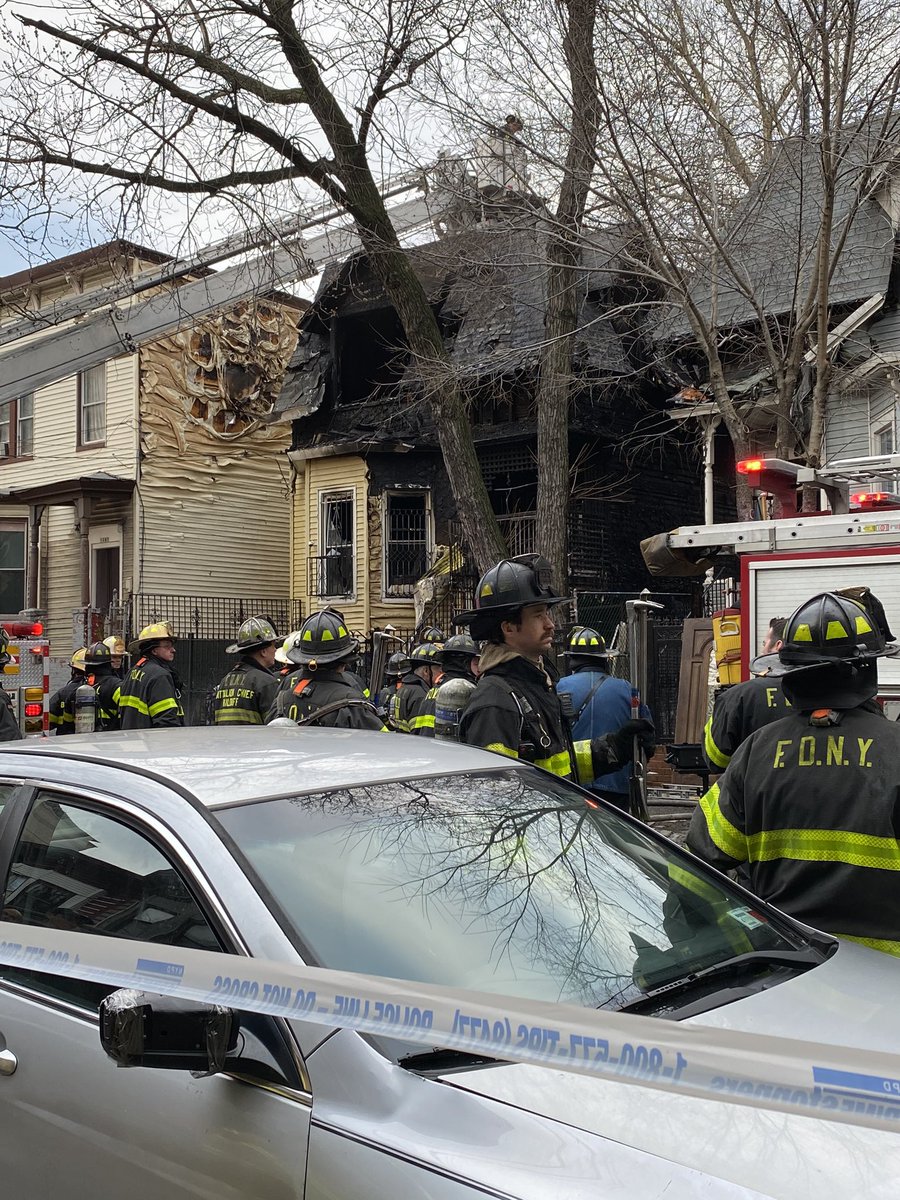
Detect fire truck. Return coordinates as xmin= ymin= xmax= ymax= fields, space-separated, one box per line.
xmin=1 ymin=614 xmax=50 ymax=736
xmin=643 ymin=452 xmax=900 ymax=715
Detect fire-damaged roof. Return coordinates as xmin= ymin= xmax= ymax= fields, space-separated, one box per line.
xmin=273 ymin=219 xmax=646 ymax=425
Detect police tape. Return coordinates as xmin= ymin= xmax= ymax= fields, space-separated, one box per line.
xmin=1 ymin=920 xmax=899 ymax=1134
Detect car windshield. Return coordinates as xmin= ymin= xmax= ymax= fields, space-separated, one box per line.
xmin=219 ymin=770 xmax=814 ymax=1022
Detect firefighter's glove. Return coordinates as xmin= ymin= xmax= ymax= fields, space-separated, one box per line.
xmin=604 ymin=718 xmax=656 ymax=763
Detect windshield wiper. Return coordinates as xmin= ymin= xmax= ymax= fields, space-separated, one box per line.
xmin=398 ymin=1047 xmax=505 ymax=1075
xmin=616 ymin=948 xmax=823 ymax=1016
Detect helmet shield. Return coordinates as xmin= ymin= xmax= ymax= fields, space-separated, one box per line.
xmin=227 ymin=616 xmax=279 ymax=655
xmin=288 ymin=609 xmax=357 ymax=665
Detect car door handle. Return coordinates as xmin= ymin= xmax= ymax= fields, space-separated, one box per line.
xmin=0 ymin=1048 xmax=18 ymax=1076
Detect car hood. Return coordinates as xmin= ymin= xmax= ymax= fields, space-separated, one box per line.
xmin=440 ymin=940 xmax=900 ymax=1200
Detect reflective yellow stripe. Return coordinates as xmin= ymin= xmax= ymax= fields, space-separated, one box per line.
xmin=215 ymin=711 xmax=263 ymax=724
xmin=840 ymin=935 xmax=900 ymax=957
xmin=534 ymin=750 xmax=572 ymax=777
xmin=148 ymin=697 xmax=180 ymax=718
xmin=118 ymin=695 xmax=151 ymax=716
xmin=573 ymin=739 xmax=594 ymax=784
xmin=410 ymin=713 xmax=433 ymax=730
xmin=704 ymin=717 xmax=730 ymax=769
xmin=485 ymin=742 xmax=519 ymax=759
xmin=699 ymin=783 xmax=748 ymax=861
xmin=746 ymin=828 xmax=900 ymax=870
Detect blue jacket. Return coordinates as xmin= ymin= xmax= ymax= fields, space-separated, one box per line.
xmin=556 ymin=667 xmax=651 ymax=794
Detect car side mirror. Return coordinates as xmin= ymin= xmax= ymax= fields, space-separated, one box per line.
xmin=99 ymin=988 xmax=239 ymax=1077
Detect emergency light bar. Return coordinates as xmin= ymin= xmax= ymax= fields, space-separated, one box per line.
xmin=850 ymin=491 xmax=900 ymax=509
xmin=2 ymin=621 xmax=44 ymax=637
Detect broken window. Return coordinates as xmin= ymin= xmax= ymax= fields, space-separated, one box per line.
xmin=384 ymin=492 xmax=430 ymax=597
xmin=314 ymin=491 xmax=354 ymax=598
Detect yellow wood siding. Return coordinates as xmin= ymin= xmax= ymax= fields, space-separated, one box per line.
xmin=291 ymin=456 xmax=426 ymax=633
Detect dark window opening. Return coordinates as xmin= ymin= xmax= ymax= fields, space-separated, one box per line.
xmin=335 ymin=309 xmax=409 ymax=405
xmin=385 ymin=492 xmax=429 ymax=596
xmin=311 ymin=492 xmax=354 ymax=598
xmin=0 ymin=522 xmax=26 ymax=612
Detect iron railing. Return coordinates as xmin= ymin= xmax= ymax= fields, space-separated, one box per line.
xmin=131 ymin=594 xmax=303 ymax=641
xmin=307 ymin=550 xmax=354 ymax=599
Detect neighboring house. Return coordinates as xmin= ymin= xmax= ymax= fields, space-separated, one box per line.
xmin=0 ymin=240 xmax=302 ymax=682
xmin=272 ymin=215 xmax=706 ymax=632
xmin=655 ymin=122 xmax=900 ymax=478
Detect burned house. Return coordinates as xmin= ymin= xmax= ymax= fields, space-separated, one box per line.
xmin=274 ymin=216 xmax=705 ymax=631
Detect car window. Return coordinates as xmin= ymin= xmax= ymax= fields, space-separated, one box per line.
xmin=0 ymin=780 xmax=19 ymax=817
xmin=221 ymin=770 xmax=817 ymax=1028
xmin=0 ymin=791 xmax=222 ymax=1010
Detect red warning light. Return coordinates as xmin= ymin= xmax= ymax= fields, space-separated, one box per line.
xmin=24 ymin=703 xmax=43 ymax=717
xmin=737 ymin=459 xmax=764 ymax=475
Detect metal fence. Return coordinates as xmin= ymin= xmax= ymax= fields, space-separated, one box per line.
xmin=571 ymin=591 xmax=696 ymax=744
xmin=130 ymin=594 xmax=303 ymax=641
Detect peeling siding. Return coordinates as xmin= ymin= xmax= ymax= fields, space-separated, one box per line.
xmin=138 ymin=299 xmax=298 ymax=596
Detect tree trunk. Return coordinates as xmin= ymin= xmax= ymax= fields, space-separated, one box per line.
xmin=536 ymin=0 xmax=600 ymax=593
xmin=355 ymin=215 xmax=508 ymax=573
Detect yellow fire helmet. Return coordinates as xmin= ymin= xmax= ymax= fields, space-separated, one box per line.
xmin=103 ymin=635 xmax=127 ymax=657
xmin=136 ymin=621 xmax=176 ymax=651
xmin=70 ymin=647 xmax=88 ymax=673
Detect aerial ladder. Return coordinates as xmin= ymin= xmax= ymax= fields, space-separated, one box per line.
xmin=0 ymin=173 xmax=439 ymax=405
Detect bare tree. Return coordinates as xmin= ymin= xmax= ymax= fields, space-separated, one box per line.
xmin=0 ymin=0 xmax=509 ymax=570
xmin=589 ymin=0 xmax=900 ymax=511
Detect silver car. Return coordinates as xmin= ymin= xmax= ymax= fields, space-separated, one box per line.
xmin=0 ymin=727 xmax=896 ymax=1199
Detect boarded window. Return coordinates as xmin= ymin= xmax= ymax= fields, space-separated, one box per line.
xmin=385 ymin=492 xmax=429 ymax=596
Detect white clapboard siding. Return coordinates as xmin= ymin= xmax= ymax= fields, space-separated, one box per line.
xmin=42 ymin=505 xmax=81 ymax=651
xmin=0 ymin=354 xmax=138 ymax=490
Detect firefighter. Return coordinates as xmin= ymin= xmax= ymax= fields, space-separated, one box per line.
xmin=687 ymin=591 xmax=900 ymax=957
xmin=211 ymin=617 xmax=280 ymax=726
xmin=103 ymin=634 xmax=129 ymax=679
xmin=0 ymin=630 xmax=23 ymax=741
xmin=49 ymin=648 xmax=87 ymax=735
xmin=83 ymin=641 xmax=122 ymax=731
xmin=454 ymin=555 xmax=654 ymax=784
xmin=266 ymin=608 xmax=386 ymax=730
xmin=275 ymin=632 xmax=303 ymax=680
xmin=702 ymin=616 xmax=789 ymax=773
xmin=556 ymin=627 xmax=652 ymax=811
xmin=416 ymin=634 xmax=480 ymax=738
xmin=118 ymin=622 xmax=185 ymax=730
xmin=375 ymin=651 xmax=410 ymax=720
xmin=389 ymin=643 xmax=440 ymax=733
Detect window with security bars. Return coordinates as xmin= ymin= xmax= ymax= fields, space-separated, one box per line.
xmin=78 ymin=364 xmax=106 ymax=446
xmin=316 ymin=491 xmax=354 ymax=598
xmin=385 ymin=492 xmax=430 ymax=596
